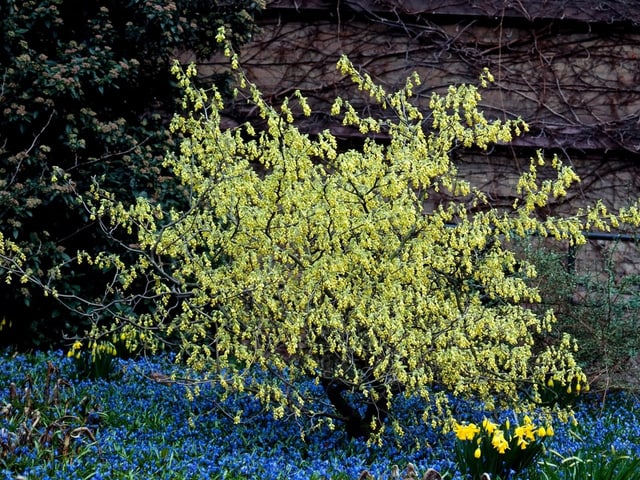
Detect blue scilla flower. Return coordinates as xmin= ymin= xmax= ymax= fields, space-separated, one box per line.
xmin=3 ymin=351 xmax=640 ymax=479
xmin=85 ymin=410 xmax=102 ymax=430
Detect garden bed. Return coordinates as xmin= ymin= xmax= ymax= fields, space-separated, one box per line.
xmin=1 ymin=351 xmax=639 ymax=479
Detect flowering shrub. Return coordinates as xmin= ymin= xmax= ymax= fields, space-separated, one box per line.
xmin=453 ymin=415 xmax=554 ymax=479
xmin=536 ymin=375 xmax=589 ymax=408
xmin=61 ymin=32 xmax=640 ymax=440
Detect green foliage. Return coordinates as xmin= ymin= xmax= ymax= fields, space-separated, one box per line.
xmin=522 ymin=237 xmax=640 ymax=391
xmin=0 ymin=0 xmax=263 ymax=348
xmin=0 ymin=358 xmax=102 ymax=471
xmin=535 ymin=451 xmax=640 ymax=480
xmin=570 ymin=248 xmax=640 ymax=387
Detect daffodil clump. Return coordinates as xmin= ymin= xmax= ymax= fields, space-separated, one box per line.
xmin=65 ymin=29 xmax=640 ymax=439
xmin=67 ymin=339 xmax=118 ymax=379
xmin=453 ymin=415 xmax=555 ymax=479
xmin=537 ymin=374 xmax=590 ymax=407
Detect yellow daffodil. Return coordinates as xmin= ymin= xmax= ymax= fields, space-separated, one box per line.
xmin=491 ymin=429 xmax=509 ymax=454
xmin=453 ymin=422 xmax=480 ymax=441
xmin=482 ymin=418 xmax=498 ymax=434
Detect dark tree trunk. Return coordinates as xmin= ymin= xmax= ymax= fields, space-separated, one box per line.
xmin=321 ymin=378 xmax=389 ymax=439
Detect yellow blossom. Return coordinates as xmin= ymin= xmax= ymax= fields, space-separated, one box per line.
xmin=514 ymin=419 xmax=536 ymax=449
xmin=492 ymin=429 xmax=509 ymax=454
xmin=454 ymin=422 xmax=480 ymax=441
xmin=67 ymin=340 xmax=83 ymax=358
xmin=482 ymin=418 xmax=498 ymax=434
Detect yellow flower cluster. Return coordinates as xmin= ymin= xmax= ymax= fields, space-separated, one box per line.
xmin=0 ymin=317 xmax=10 ymax=332
xmin=66 ymin=340 xmax=83 ymax=359
xmin=0 ymin=231 xmax=27 ymax=286
xmin=454 ymin=415 xmax=554 ymax=455
xmin=453 ymin=422 xmax=481 ymax=441
xmin=66 ymin=340 xmax=117 ymax=360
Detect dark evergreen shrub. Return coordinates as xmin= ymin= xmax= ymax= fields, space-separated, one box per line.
xmin=0 ymin=0 xmax=263 ymax=348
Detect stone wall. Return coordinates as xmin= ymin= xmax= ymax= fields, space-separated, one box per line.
xmin=199 ymin=1 xmax=640 ymax=152
xmin=191 ymin=0 xmax=640 ymax=275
